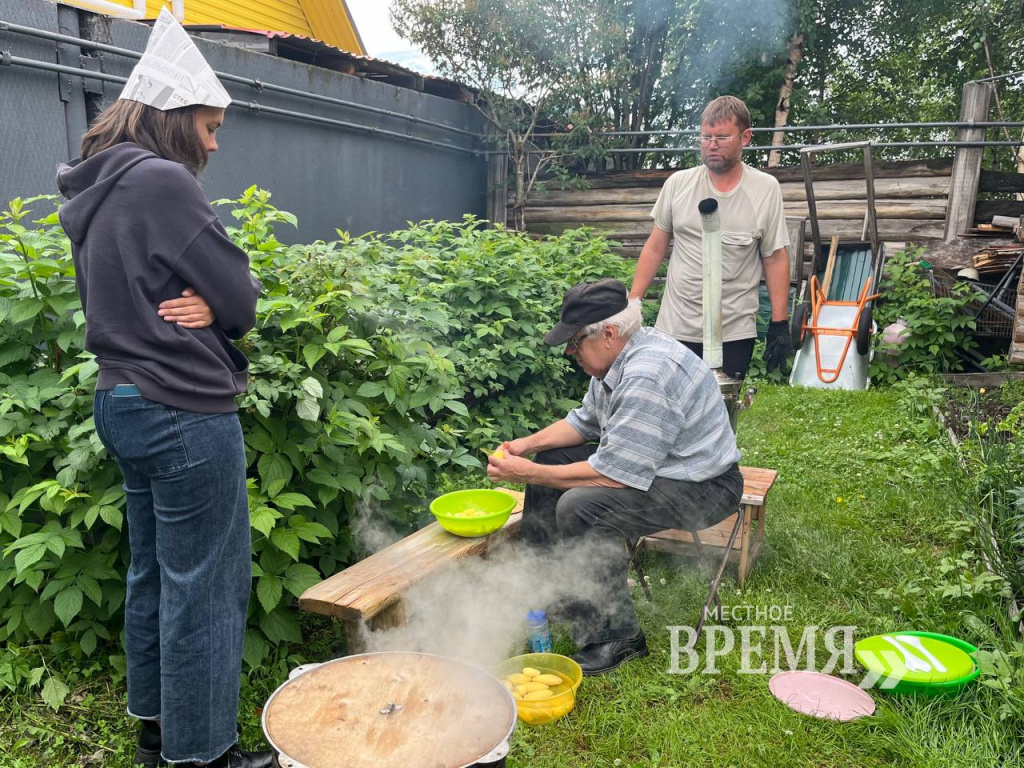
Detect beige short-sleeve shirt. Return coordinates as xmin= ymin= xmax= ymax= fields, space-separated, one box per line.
xmin=650 ymin=164 xmax=789 ymax=343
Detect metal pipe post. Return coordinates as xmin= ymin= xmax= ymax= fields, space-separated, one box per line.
xmin=699 ymin=197 xmax=723 ymax=370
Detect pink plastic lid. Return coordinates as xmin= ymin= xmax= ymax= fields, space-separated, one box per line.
xmin=769 ymin=671 xmax=876 ymax=722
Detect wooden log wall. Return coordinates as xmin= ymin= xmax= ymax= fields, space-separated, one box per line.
xmin=1012 ymin=266 xmax=1024 ymax=365
xmin=518 ymin=159 xmax=955 ymax=268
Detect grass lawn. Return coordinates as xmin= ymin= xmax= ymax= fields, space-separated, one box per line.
xmin=2 ymin=385 xmax=1022 ymax=766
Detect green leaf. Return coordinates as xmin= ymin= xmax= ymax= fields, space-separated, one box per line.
xmin=242 ymin=630 xmax=269 ymax=668
xmin=272 ymin=492 xmax=314 ymax=510
xmin=79 ymin=629 xmax=97 ymax=656
xmin=302 ymin=345 xmax=327 ymax=369
xmin=307 ymin=468 xmax=343 ymax=489
xmin=356 ymin=382 xmax=385 ymax=398
xmin=9 ymin=299 xmax=45 ymax=325
xmin=14 ymin=544 xmax=47 ymax=574
xmin=296 ymin=397 xmax=320 ymax=422
xmin=99 ymin=505 xmax=123 ymax=531
xmin=300 ymin=377 xmax=323 ymax=399
xmin=77 ymin=575 xmax=103 ymax=607
xmin=291 ymin=520 xmax=332 ymax=544
xmin=446 ymin=400 xmax=469 ymax=417
xmin=270 ymin=528 xmax=301 ymax=560
xmin=54 ymin=587 xmax=83 ymax=626
xmin=256 ymin=575 xmax=284 ymax=614
xmin=249 ymin=505 xmax=280 ymax=538
xmin=41 ymin=676 xmax=70 ymax=711
xmin=283 ymin=563 xmax=322 ymax=597
xmin=258 ymin=453 xmax=293 ymax=496
xmin=259 ymin=607 xmax=302 ymax=644
xmin=245 ymin=428 xmax=276 ymax=454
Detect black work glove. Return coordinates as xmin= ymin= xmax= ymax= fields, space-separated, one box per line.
xmin=763 ymin=320 xmax=793 ymax=375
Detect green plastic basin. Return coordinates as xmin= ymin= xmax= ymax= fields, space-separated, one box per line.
xmin=855 ymin=631 xmax=979 ymax=696
xmin=429 ymin=489 xmax=516 ymax=537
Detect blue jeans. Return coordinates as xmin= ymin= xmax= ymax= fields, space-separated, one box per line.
xmin=94 ymin=386 xmax=251 ymax=764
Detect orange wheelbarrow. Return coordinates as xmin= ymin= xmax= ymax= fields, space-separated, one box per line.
xmin=790 ymin=274 xmax=880 ymax=387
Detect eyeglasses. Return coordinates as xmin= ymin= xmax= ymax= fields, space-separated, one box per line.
xmin=699 ymin=134 xmax=737 ymax=146
xmin=565 ymin=328 xmax=595 ymax=354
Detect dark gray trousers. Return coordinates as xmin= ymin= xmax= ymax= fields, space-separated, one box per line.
xmin=522 ymin=445 xmax=743 ymax=645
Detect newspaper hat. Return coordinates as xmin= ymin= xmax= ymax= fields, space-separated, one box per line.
xmin=120 ymin=8 xmax=231 ymax=111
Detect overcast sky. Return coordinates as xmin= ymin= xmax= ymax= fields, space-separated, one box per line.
xmin=345 ymin=1 xmax=435 ymax=74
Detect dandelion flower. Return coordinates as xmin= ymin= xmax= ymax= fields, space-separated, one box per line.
xmin=837 ymin=497 xmax=843 ymax=503
xmin=980 ymin=387 xmax=986 ymax=395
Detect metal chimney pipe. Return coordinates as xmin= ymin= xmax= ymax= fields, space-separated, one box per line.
xmin=699 ymin=197 xmax=723 ymax=370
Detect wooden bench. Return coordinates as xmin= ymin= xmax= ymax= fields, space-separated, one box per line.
xmin=300 ymin=468 xmax=776 ymax=652
xmin=638 ymin=466 xmax=777 ymax=586
xmin=299 ymin=489 xmax=525 ymax=653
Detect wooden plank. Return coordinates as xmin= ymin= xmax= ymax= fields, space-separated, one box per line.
xmin=299 ymin=489 xmax=525 ymax=621
xmin=528 ymin=219 xmax=946 ymax=242
xmin=572 ymin=158 xmax=953 ymax=189
xmin=523 ymin=200 xmax=947 ymax=223
xmin=945 ymin=81 xmax=994 ymax=242
xmin=523 ymin=177 xmax=950 ymax=207
xmin=1011 ymin=341 xmax=1024 ymax=365
xmin=822 ymin=236 xmax=840 ymax=299
xmin=975 ymin=200 xmax=1024 ymax=221
xmin=937 ymin=372 xmax=1024 ymax=387
xmin=765 ymin=157 xmax=953 ymax=184
xmin=643 ymin=518 xmax=743 ymax=550
xmin=979 ymin=169 xmax=1024 ymax=194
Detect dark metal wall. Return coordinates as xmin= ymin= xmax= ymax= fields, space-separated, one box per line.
xmin=1 ymin=0 xmax=488 ymax=241
xmin=0 ymin=1 xmax=72 ymax=203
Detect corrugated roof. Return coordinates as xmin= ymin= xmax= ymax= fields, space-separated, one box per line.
xmin=185 ymin=24 xmax=476 ymax=102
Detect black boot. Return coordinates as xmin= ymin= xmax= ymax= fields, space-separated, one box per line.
xmin=133 ymin=720 xmax=165 ymax=768
xmin=571 ymin=630 xmax=649 ymax=675
xmin=205 ymin=745 xmax=277 ymax=768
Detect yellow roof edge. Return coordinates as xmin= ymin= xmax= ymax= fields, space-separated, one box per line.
xmin=299 ymin=0 xmax=365 ymax=55
xmin=338 ymin=0 xmax=366 ymax=55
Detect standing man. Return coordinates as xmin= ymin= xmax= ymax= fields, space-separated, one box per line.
xmin=630 ymin=96 xmax=792 ymax=380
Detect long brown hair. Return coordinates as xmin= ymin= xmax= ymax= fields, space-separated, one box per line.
xmin=80 ymin=100 xmax=208 ymax=174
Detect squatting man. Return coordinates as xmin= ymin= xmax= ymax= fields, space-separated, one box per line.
xmin=487 ymin=278 xmax=743 ymax=675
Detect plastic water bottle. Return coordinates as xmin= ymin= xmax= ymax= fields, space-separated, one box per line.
xmin=526 ymin=610 xmax=553 ymax=653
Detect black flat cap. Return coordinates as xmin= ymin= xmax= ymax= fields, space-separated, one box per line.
xmin=544 ymin=278 xmax=629 ymax=346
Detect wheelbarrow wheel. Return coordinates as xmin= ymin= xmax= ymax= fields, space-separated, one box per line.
xmin=856 ymin=305 xmax=873 ymax=356
xmin=791 ymin=303 xmax=809 ymax=350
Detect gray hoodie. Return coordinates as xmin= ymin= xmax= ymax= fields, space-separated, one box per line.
xmin=58 ymin=142 xmax=260 ymax=413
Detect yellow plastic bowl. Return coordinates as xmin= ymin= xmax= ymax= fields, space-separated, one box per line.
xmin=429 ymin=489 xmax=516 ymax=537
xmin=493 ymin=653 xmax=582 ymax=726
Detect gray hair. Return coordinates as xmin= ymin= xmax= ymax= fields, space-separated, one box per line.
xmin=584 ymin=298 xmax=643 ymax=339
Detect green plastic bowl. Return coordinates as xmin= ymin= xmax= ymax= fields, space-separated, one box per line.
xmin=855 ymin=631 xmax=979 ymax=696
xmin=429 ymin=489 xmax=516 ymax=537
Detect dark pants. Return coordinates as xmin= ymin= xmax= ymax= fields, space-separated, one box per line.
xmin=522 ymin=446 xmax=743 ymax=645
xmin=93 ymin=387 xmax=250 ymax=764
xmin=680 ymin=339 xmax=756 ymax=381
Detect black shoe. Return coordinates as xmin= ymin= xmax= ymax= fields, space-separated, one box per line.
xmin=133 ymin=744 xmax=166 ymax=768
xmin=571 ymin=631 xmax=649 ymax=676
xmin=134 ymin=720 xmax=166 ymax=767
xmin=208 ymin=745 xmax=278 ymax=768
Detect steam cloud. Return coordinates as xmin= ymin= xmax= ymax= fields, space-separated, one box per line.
xmin=355 ymin=532 xmax=630 ymax=671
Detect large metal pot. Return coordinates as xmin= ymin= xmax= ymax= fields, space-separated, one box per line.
xmin=262 ymin=652 xmax=517 ymax=768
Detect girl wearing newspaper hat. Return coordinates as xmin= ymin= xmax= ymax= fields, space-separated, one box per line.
xmin=57 ymin=10 xmax=273 ymax=768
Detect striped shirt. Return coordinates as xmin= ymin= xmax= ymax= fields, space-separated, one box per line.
xmin=566 ymin=327 xmax=741 ymax=490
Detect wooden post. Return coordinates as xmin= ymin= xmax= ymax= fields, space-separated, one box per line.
xmin=944 ymin=81 xmax=993 ymax=242
xmin=486 ymin=152 xmax=508 ymax=228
